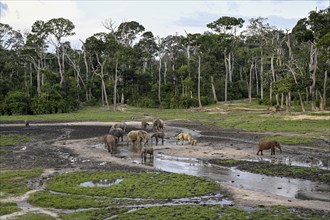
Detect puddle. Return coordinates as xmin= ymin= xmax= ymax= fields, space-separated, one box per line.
xmin=248 ymin=156 xmax=329 ymax=170
xmin=96 ymin=125 xmax=329 ymax=202
xmin=152 ymin=155 xmax=330 ymax=201
xmin=80 ymin=179 xmax=124 ymax=187
xmin=113 ymin=150 xmax=330 ymax=202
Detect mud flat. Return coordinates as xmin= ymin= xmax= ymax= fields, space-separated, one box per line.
xmin=0 ymin=120 xmax=329 ymax=219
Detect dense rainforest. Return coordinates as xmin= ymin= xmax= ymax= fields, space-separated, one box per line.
xmin=0 ymin=8 xmax=329 ymax=115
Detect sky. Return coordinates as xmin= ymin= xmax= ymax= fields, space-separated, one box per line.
xmin=1 ymin=0 xmax=329 ymax=49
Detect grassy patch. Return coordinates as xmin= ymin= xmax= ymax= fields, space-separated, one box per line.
xmin=210 ymin=159 xmax=330 ymax=183
xmin=0 ymin=202 xmax=21 ymax=216
xmin=12 ymin=212 xmax=56 ymax=220
xmin=60 ymin=208 xmax=128 ymax=220
xmin=113 ymin=205 xmax=328 ymax=220
xmin=309 ymin=111 xmax=330 ymax=116
xmin=259 ymin=135 xmax=314 ymax=145
xmin=28 ymin=190 xmax=142 ymax=209
xmin=28 ymin=191 xmax=106 ymax=209
xmin=44 ymin=171 xmax=219 ymax=199
xmin=0 ymin=134 xmax=31 ymax=147
xmin=0 ymin=168 xmax=43 ymax=198
xmin=1 ymin=102 xmax=329 ymax=140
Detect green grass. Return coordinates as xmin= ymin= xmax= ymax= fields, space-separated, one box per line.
xmin=28 ymin=190 xmax=143 ymax=209
xmin=113 ymin=205 xmax=328 ymax=220
xmin=29 ymin=171 xmax=220 ymax=210
xmin=60 ymin=208 xmax=128 ymax=220
xmin=0 ymin=106 xmax=138 ymax=122
xmin=0 ymin=168 xmax=43 ymax=198
xmin=12 ymin=212 xmax=56 ymax=220
xmin=0 ymin=134 xmax=31 ymax=147
xmin=43 ymin=171 xmax=219 ymax=199
xmin=1 ymin=101 xmax=329 ymax=141
xmin=0 ymin=202 xmax=21 ymax=216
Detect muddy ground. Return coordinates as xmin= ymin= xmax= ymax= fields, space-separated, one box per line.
xmin=1 ymin=119 xmax=330 ymax=213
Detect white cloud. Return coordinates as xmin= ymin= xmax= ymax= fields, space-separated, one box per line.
xmin=1 ymin=0 xmax=81 ymax=32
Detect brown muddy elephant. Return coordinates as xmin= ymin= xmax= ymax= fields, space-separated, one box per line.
xmin=151 ymin=131 xmax=165 ymax=145
xmin=112 ymin=122 xmax=127 ymax=132
xmin=152 ymin=119 xmax=164 ymax=132
xmin=257 ymin=140 xmax=282 ymax=155
xmin=103 ymin=134 xmax=117 ymax=154
xmin=176 ymin=132 xmax=197 ymax=145
xmin=140 ymin=147 xmax=154 ymax=160
xmin=109 ymin=127 xmax=125 ymax=143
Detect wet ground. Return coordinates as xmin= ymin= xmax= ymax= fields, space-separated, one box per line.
xmin=1 ymin=120 xmax=330 ymax=214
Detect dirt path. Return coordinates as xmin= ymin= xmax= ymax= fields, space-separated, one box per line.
xmin=1 ymin=120 xmax=329 ymax=214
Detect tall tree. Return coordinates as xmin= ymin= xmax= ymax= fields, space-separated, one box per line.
xmin=46 ymin=18 xmax=75 ymax=86
xmin=207 ymin=16 xmax=244 ymax=102
xmin=292 ymin=8 xmax=330 ymax=110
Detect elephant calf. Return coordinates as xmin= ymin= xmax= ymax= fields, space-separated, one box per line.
xmin=257 ymin=140 xmax=282 ymax=155
xmin=127 ymin=130 xmax=149 ymax=147
xmin=176 ymin=132 xmax=196 ymax=145
xmin=112 ymin=122 xmax=127 ymax=132
xmin=109 ymin=127 xmax=125 ymax=143
xmin=152 ymin=119 xmax=164 ymax=132
xmin=141 ymin=147 xmax=154 ymax=160
xmin=141 ymin=120 xmax=150 ymax=129
xmin=151 ymin=131 xmax=165 ymax=145
xmin=103 ymin=134 xmax=117 ymax=154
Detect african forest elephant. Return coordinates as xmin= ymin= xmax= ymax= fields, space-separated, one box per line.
xmin=152 ymin=119 xmax=164 ymax=132
xmin=151 ymin=131 xmax=165 ymax=145
xmin=109 ymin=127 xmax=125 ymax=143
xmin=257 ymin=140 xmax=282 ymax=156
xmin=176 ymin=132 xmax=197 ymax=145
xmin=103 ymin=134 xmax=117 ymax=154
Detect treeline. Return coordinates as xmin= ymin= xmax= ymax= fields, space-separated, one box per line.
xmin=0 ymin=8 xmax=329 ymax=115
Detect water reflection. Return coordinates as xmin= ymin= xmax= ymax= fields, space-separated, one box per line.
xmin=153 ymin=155 xmax=330 ymax=201
xmin=249 ymin=156 xmax=329 ymax=170
xmin=80 ymin=178 xmax=123 ymax=187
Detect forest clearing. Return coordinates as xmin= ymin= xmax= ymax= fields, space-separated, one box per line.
xmin=0 ymin=104 xmax=329 ymax=219
xmin=1 ymin=2 xmax=329 ymax=219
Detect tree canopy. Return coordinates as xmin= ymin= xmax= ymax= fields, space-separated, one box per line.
xmin=0 ymin=8 xmax=329 ymax=115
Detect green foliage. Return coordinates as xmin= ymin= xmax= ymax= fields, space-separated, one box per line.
xmin=1 ymin=8 xmax=330 ymax=116
xmin=0 ymin=134 xmax=31 ymax=147
xmin=130 ymin=96 xmax=156 ymax=108
xmin=0 ymin=168 xmax=43 ymax=198
xmin=273 ymin=76 xmax=295 ymax=94
xmin=3 ymin=91 xmax=30 ymax=115
xmin=0 ymin=202 xmax=21 ymax=216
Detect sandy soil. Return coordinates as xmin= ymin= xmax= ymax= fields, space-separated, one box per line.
xmin=1 ymin=119 xmax=329 ymax=214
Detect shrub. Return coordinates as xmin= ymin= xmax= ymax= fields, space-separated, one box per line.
xmin=3 ymin=91 xmax=30 ymax=115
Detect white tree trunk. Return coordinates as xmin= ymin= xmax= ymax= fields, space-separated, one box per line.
xmin=211 ymin=76 xmax=218 ymax=102
xmin=249 ymin=62 xmax=253 ymax=103
xmin=158 ymin=58 xmax=162 ymax=103
xmin=198 ymin=54 xmax=202 ymax=108
xmin=113 ymin=58 xmax=118 ymax=111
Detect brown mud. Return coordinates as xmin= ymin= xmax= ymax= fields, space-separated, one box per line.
xmin=1 ymin=119 xmax=329 ymax=215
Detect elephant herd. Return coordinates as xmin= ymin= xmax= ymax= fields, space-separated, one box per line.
xmin=103 ymin=119 xmax=282 ymax=161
